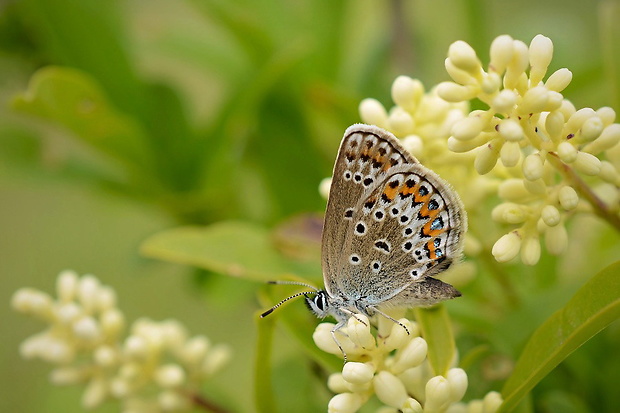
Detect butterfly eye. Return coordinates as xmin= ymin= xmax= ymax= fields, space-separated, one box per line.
xmin=314 ymin=293 xmax=328 ymax=311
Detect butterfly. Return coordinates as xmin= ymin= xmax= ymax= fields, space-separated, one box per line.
xmin=262 ymin=124 xmax=467 ymax=359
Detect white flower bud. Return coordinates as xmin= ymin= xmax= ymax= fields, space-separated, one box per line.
xmin=498 ymin=118 xmax=523 ymax=141
xmin=437 ymin=82 xmax=477 ymax=102
xmin=56 ymin=302 xmax=81 ymax=325
xmin=546 ymin=223 xmax=568 ymax=255
xmin=498 ymin=179 xmax=531 ymax=201
xmin=483 ymin=391 xmax=504 ymax=412
xmin=474 ymin=140 xmax=501 ymax=175
xmin=517 ymin=86 xmax=549 ymax=116
xmin=78 ymin=274 xmax=100 ymax=313
xmin=319 ymin=177 xmax=332 ymax=199
xmin=573 ymin=151 xmax=602 ymax=175
xmin=11 ymin=288 xmax=53 ymax=319
xmin=448 ymin=41 xmax=482 ymax=74
xmin=402 ymin=135 xmax=424 ymax=157
xmin=347 ymin=314 xmax=375 ymax=349
xmin=558 ymin=99 xmax=577 ymax=121
xmin=82 ymin=377 xmax=108 ymax=409
xmin=124 ymin=335 xmax=149 ymax=360
xmin=599 ymin=161 xmax=620 ymax=185
xmin=559 ymin=186 xmax=579 ymax=210
xmin=445 ymin=58 xmax=478 ymax=85
xmin=374 ymin=371 xmax=409 ymax=408
xmin=392 ymin=337 xmax=427 ymax=374
xmin=480 ymin=73 xmax=501 ymax=96
xmin=57 ymin=270 xmax=79 ymax=302
xmin=523 ymin=178 xmax=547 ymax=195
xmin=94 ymin=345 xmax=118 ymax=367
xmin=564 ymin=108 xmax=597 ymax=136
xmin=73 ymin=316 xmax=101 ymax=342
xmin=342 ymin=362 xmax=375 ymax=385
xmin=597 ymin=106 xmax=616 ymax=125
xmin=577 ymin=116 xmax=604 ymax=142
xmin=491 ymin=89 xmax=517 ymax=114
xmin=452 ymin=113 xmax=489 ymax=141
xmin=520 ymin=235 xmax=541 ymax=266
xmin=41 ymin=337 xmax=75 ymax=364
xmin=359 ymin=98 xmax=388 ymax=128
xmin=504 ymin=40 xmax=529 ymax=89
xmin=545 ymin=68 xmax=572 ymax=92
xmin=557 ymin=141 xmax=578 ymax=163
xmin=159 ymin=390 xmax=189 ymax=411
xmin=101 ymin=308 xmax=125 ymax=338
xmin=425 ymin=376 xmax=452 ymax=412
xmin=491 ymin=203 xmax=527 ymax=224
xmin=388 ymin=107 xmax=415 ymax=136
xmin=543 ymin=91 xmax=564 ymax=112
xmin=541 ymin=205 xmax=561 ymax=227
xmin=328 ymin=393 xmax=364 ymax=413
xmin=181 ymin=335 xmax=210 ymax=364
xmin=382 ymin=319 xmax=414 ymax=352
xmin=582 ymin=123 xmax=620 ymax=155
xmin=529 ymin=35 xmax=554 ymax=85
xmin=202 ymin=344 xmax=231 ymax=376
xmin=500 ymin=141 xmax=521 ymax=167
xmin=522 ymin=153 xmax=544 ymax=181
xmin=489 ymin=35 xmax=514 ymax=74
xmin=447 ymin=134 xmax=487 ymax=153
xmin=314 ymin=323 xmax=341 ymax=355
xmin=109 ymin=378 xmax=131 ymax=398
xmin=155 ymin=364 xmax=186 ymax=388
xmin=392 ymin=76 xmax=424 ymax=112
xmin=447 ymin=368 xmax=468 ymax=402
xmin=545 ymin=111 xmax=565 ymax=140
xmin=327 ymin=373 xmax=349 ymax=393
xmin=492 ymin=231 xmax=522 ymax=262
xmin=96 ymin=286 xmax=117 ymax=311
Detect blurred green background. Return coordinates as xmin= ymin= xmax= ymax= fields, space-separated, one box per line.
xmin=1 ymin=0 xmax=618 ymax=412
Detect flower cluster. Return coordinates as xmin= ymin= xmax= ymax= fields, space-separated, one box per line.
xmin=437 ymin=34 xmax=620 ymax=264
xmin=313 ymin=314 xmax=502 ymax=413
xmin=11 ymin=270 xmax=230 ymax=412
xmin=359 ymin=34 xmax=620 ymax=265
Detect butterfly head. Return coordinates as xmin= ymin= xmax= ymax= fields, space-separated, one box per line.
xmin=304 ymin=290 xmax=331 ymax=318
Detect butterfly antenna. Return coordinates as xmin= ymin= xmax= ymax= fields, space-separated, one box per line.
xmin=260 ymin=281 xmax=320 ymax=318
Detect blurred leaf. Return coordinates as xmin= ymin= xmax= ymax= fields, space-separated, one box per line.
xmin=499 ymin=261 xmax=620 ymax=412
xmin=12 ymin=66 xmax=150 ymax=169
xmin=415 ymin=304 xmax=456 ymax=376
xmin=18 ymin=0 xmax=146 ymax=115
xmin=140 ymin=221 xmax=321 ymax=281
xmin=254 ymin=310 xmax=277 ymax=413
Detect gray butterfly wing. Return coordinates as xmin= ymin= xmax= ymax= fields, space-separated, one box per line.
xmin=325 ymin=126 xmax=467 ymax=307
xmin=322 ymin=124 xmax=417 ymax=297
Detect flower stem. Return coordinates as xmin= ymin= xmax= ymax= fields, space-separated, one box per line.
xmin=548 ymin=153 xmax=620 ymax=232
xmin=191 ymin=393 xmax=230 ymax=413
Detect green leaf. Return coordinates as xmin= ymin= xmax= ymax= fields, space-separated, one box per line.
xmin=414 ymin=304 xmax=456 ymax=376
xmin=140 ymin=221 xmax=321 ymax=282
xmin=254 ymin=310 xmax=277 ymax=413
xmin=499 ymin=261 xmax=620 ymax=412
xmin=12 ymin=66 xmax=150 ymax=169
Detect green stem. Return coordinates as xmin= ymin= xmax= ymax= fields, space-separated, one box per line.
xmin=254 ymin=312 xmax=277 ymax=413
xmin=547 ymin=153 xmax=620 ymax=232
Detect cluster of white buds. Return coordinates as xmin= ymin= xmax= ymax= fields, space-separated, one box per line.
xmin=436 ymin=34 xmax=620 ymax=264
xmin=11 ymin=270 xmax=230 ymax=412
xmin=313 ymin=314 xmax=501 ymax=413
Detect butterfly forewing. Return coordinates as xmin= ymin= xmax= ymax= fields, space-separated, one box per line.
xmin=323 ymin=124 xmax=466 ymax=307
xmin=322 ymin=125 xmax=418 ymax=296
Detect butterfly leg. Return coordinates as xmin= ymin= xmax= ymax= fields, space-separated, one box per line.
xmin=330 ymin=321 xmax=348 ymax=363
xmin=368 ymin=305 xmax=410 ymax=335
xmin=339 ymin=307 xmax=369 ymax=327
